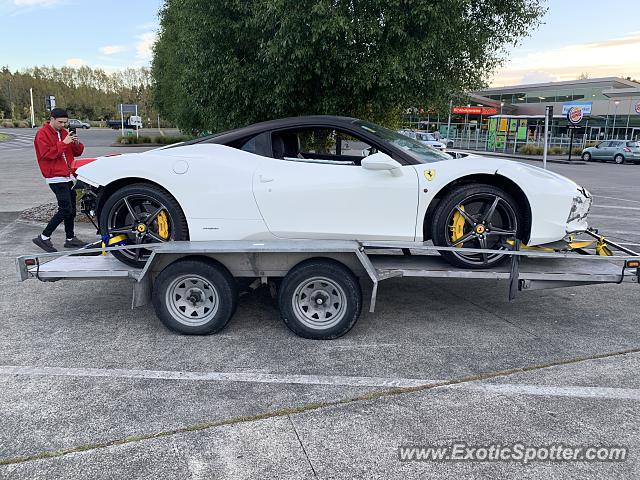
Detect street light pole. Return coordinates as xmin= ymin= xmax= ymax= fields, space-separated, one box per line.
xmin=446 ymin=99 xmax=452 ymax=140
xmin=29 ymin=87 xmax=35 ymax=128
xmin=612 ymin=100 xmax=620 ymax=139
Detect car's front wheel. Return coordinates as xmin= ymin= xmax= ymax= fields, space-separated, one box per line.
xmin=99 ymin=183 xmax=189 ymax=267
xmin=582 ymin=152 xmax=591 ymax=161
xmin=431 ymin=184 xmax=524 ymax=269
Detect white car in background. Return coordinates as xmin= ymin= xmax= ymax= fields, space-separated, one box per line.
xmin=74 ymin=116 xmax=592 ymax=270
xmin=399 ymin=129 xmax=447 ymax=151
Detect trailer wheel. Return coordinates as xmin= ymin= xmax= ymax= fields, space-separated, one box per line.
xmin=278 ymin=260 xmax=362 ymax=339
xmin=152 ymin=259 xmax=237 ymax=335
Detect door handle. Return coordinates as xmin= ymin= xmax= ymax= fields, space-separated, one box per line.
xmin=259 ymin=175 xmax=274 ymax=183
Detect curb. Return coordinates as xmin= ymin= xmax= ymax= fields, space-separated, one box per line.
xmin=468 ymin=151 xmax=586 ymax=165
xmin=109 ymin=143 xmax=167 ymax=147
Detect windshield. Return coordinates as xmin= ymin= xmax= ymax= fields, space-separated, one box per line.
xmin=356 ymin=121 xmax=450 ymax=163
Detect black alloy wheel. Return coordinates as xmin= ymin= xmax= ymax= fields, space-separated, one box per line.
xmin=431 ymin=184 xmax=524 ymax=269
xmin=99 ymin=183 xmax=188 ymax=267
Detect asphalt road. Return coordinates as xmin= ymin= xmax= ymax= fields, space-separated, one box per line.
xmin=0 ymin=128 xmax=639 ymax=478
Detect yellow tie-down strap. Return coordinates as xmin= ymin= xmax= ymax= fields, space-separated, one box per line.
xmin=506 ymin=236 xmax=613 ymax=256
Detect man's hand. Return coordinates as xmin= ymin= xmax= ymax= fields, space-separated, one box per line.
xmin=62 ymin=134 xmax=76 ymax=145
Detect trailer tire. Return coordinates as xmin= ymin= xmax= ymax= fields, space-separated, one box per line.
xmin=152 ymin=258 xmax=238 ymax=335
xmin=278 ymin=260 xmax=362 ymax=339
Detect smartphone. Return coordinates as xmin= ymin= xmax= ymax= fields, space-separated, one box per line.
xmin=69 ymin=127 xmax=77 ymax=135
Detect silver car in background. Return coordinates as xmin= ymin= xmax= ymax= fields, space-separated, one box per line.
xmin=581 ymin=140 xmax=640 ymax=164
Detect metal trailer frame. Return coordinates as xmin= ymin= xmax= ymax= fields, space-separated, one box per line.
xmin=16 ymin=237 xmax=640 ymax=316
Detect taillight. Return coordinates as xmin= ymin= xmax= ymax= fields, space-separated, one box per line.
xmin=71 ymin=158 xmax=97 ymax=170
xmin=623 ymin=147 xmax=631 ymax=152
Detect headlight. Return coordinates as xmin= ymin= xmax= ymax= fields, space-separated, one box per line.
xmin=567 ymin=187 xmax=592 ymax=222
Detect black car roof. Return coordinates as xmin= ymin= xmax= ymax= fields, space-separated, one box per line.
xmin=181 ymin=115 xmax=361 ymax=146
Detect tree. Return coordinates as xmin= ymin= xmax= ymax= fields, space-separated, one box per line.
xmin=152 ymin=0 xmax=545 ymax=133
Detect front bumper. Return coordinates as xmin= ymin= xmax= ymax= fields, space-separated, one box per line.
xmin=567 ymin=187 xmax=592 ymax=225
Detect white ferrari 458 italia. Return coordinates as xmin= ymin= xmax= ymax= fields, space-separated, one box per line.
xmin=74 ymin=116 xmax=592 ymax=269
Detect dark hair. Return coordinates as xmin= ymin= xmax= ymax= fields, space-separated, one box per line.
xmin=50 ymin=108 xmax=68 ymax=118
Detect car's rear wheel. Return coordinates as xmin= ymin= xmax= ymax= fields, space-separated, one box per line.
xmin=614 ymin=154 xmax=625 ymax=165
xmin=582 ymin=152 xmax=591 ymax=161
xmin=431 ymin=184 xmax=524 ymax=269
xmin=99 ymin=183 xmax=188 ymax=268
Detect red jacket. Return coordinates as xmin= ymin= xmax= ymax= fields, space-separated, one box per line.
xmin=34 ymin=122 xmax=84 ymax=178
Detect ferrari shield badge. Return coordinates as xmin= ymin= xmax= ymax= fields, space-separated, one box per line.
xmin=423 ymin=169 xmax=436 ymax=181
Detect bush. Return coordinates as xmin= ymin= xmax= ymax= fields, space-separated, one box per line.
xmin=518 ymin=144 xmax=543 ymax=155
xmin=152 ymin=135 xmax=192 ymax=144
xmin=117 ymin=134 xmax=193 ymax=145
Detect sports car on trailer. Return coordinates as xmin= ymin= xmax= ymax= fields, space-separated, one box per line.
xmin=74 ymin=116 xmax=592 ymax=269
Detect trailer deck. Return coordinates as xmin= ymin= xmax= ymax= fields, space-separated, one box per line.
xmin=15 ymin=238 xmax=639 ymax=338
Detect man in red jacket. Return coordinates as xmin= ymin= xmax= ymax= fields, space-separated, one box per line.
xmin=32 ymin=108 xmax=89 ymax=252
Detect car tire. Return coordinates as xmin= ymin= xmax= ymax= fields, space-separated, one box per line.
xmin=152 ymin=258 xmax=238 ymax=335
xmin=582 ymin=152 xmax=591 ymax=161
xmin=278 ymin=260 xmax=362 ymax=339
xmin=431 ymin=184 xmax=525 ymax=269
xmin=99 ymin=183 xmax=189 ymax=268
xmin=614 ymin=154 xmax=625 ymax=165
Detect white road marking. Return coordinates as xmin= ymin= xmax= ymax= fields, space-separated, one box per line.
xmin=0 ymin=365 xmax=440 ymax=388
xmin=594 ymin=195 xmax=640 ymax=205
xmin=460 ymin=383 xmax=640 ymax=401
xmin=3 ymin=366 xmax=639 ymax=401
xmin=592 ymin=205 xmax=640 ymax=211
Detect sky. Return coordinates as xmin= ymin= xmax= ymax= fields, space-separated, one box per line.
xmin=1 ymin=0 xmax=639 ymax=87
xmin=490 ymin=0 xmax=640 ymax=86
xmin=0 ymin=0 xmax=163 ymax=72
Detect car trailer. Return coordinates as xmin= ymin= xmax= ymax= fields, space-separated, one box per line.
xmin=15 ymin=234 xmax=640 ymax=339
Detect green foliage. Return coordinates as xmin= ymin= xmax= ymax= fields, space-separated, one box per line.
xmin=518 ymin=144 xmax=584 ymax=156
xmin=152 ymin=0 xmax=545 ymax=134
xmin=0 ymin=65 xmax=158 ymax=123
xmin=518 ymin=144 xmax=544 ymax=155
xmin=117 ymin=134 xmax=193 ymax=144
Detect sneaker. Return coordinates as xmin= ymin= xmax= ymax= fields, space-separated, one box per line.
xmin=33 ymin=236 xmax=57 ymax=253
xmin=64 ymin=236 xmax=89 ymax=248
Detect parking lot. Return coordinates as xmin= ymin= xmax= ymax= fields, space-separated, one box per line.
xmin=1 ymin=128 xmax=639 ymax=478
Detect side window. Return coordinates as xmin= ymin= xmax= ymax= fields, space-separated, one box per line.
xmin=271 ymin=128 xmax=373 ymax=165
xmin=598 ymin=141 xmax=610 ymax=148
xmin=240 ymin=136 xmax=257 ymax=154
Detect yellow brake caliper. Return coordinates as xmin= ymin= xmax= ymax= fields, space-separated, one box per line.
xmin=450 ymin=206 xmax=466 ymax=246
xmin=157 ymin=210 xmax=170 ymax=240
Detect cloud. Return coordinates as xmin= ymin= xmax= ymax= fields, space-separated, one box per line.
xmin=135 ymin=31 xmax=157 ymax=60
xmin=99 ymin=45 xmax=127 ymax=55
xmin=136 ymin=22 xmax=158 ymax=31
xmin=65 ymin=58 xmax=85 ymax=67
xmin=13 ymin=0 xmax=59 ymax=5
xmin=492 ymin=33 xmax=640 ymax=86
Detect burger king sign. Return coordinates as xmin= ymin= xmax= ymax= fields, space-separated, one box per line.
xmin=567 ymin=106 xmax=584 ymax=125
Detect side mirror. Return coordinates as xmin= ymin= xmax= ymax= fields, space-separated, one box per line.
xmin=361 ymin=152 xmax=403 ymax=177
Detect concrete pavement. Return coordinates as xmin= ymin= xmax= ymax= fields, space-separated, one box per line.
xmin=1 ymin=128 xmax=639 ymax=478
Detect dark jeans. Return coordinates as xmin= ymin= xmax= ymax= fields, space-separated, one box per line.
xmin=43 ymin=181 xmax=76 ymax=238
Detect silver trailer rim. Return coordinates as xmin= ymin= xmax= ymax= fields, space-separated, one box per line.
xmin=165 ymin=274 xmax=219 ymax=326
xmin=292 ymin=276 xmax=347 ymax=330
